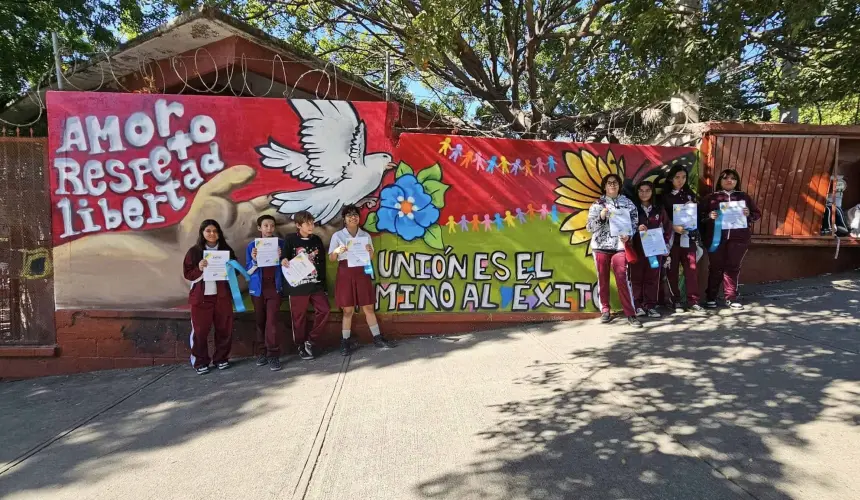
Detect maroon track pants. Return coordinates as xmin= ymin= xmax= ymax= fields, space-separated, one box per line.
xmin=668 ymin=239 xmax=700 ymax=305
xmin=706 ymin=239 xmax=749 ymax=302
xmin=189 ymin=294 xmax=234 ymax=369
xmin=593 ymin=250 xmax=636 ymax=317
xmin=252 ymin=288 xmax=282 ymax=357
xmin=289 ymin=292 xmax=331 ymax=346
xmin=630 ymin=256 xmax=663 ymax=310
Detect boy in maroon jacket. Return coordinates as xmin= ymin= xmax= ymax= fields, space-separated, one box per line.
xmin=699 ymin=169 xmax=762 ymax=310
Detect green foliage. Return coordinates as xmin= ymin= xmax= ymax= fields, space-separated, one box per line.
xmin=4 ymin=0 xmax=860 ymax=138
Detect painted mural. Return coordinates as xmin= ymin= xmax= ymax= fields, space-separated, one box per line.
xmin=47 ymin=92 xmax=696 ymax=313
xmin=375 ymin=134 xmax=697 ymax=313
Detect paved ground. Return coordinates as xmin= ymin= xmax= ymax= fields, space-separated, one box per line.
xmin=1 ymin=272 xmax=858 ymax=500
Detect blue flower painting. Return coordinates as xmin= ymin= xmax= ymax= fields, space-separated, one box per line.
xmin=376 ymin=175 xmax=440 ymax=241
xmin=364 ymin=162 xmax=449 ymax=249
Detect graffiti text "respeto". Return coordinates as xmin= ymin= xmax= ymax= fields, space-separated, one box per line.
xmin=52 ymin=99 xmax=224 ymax=238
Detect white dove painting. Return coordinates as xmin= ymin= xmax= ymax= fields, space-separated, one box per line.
xmin=256 ymin=99 xmax=395 ymax=225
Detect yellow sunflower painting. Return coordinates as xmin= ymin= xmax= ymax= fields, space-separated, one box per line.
xmin=554 ymin=149 xmax=625 ymax=253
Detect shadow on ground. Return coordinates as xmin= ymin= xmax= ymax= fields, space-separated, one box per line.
xmin=414 ymin=275 xmax=860 ymax=499
xmin=0 ymin=273 xmax=857 ymax=499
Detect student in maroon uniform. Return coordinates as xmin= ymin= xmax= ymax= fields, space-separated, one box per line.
xmin=630 ymin=181 xmax=669 ymax=318
xmin=585 ymin=173 xmax=642 ymax=328
xmin=662 ymin=166 xmax=705 ymax=313
xmin=183 ymin=219 xmax=237 ymax=375
xmin=246 ymin=215 xmax=286 ymax=371
xmin=329 ymin=205 xmax=396 ymax=355
xmin=282 ymin=211 xmax=329 ymax=361
xmin=700 ymin=168 xmax=762 ymax=310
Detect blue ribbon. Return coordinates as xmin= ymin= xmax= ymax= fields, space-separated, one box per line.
xmin=226 ymin=260 xmax=252 ymax=313
xmin=709 ymin=211 xmax=723 ymax=253
xmin=648 ymin=255 xmax=659 ymax=269
xmin=364 ymin=262 xmax=374 ymax=278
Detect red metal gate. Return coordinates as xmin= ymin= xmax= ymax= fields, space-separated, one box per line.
xmin=0 ymin=137 xmax=55 ymax=345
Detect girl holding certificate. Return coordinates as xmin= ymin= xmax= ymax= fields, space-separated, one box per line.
xmin=662 ymin=165 xmax=704 ymax=313
xmin=586 ymin=173 xmax=642 ymax=328
xmin=699 ymin=168 xmax=762 ymax=310
xmin=329 ymin=205 xmax=396 ymax=355
xmin=630 ymin=181 xmax=669 ymax=318
xmin=182 ymin=219 xmax=238 ymax=375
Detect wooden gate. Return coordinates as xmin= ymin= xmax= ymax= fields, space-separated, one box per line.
xmin=0 ymin=138 xmax=55 ymax=345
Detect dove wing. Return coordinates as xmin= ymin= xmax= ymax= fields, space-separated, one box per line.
xmin=292 ymin=100 xmax=365 ymax=183
xmin=256 ymin=138 xmax=332 ymax=185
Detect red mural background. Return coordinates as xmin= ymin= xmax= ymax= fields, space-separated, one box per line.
xmin=47 ymin=92 xmax=396 ymax=245
xmin=395 ymin=133 xmax=698 ymax=222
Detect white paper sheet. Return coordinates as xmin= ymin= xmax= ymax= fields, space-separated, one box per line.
xmin=202 ymin=250 xmax=229 ymax=282
xmin=608 ymin=208 xmax=633 ymax=237
xmin=672 ymin=203 xmax=698 ymax=230
xmin=282 ymin=253 xmax=316 ymax=287
xmin=346 ymin=237 xmax=371 ymax=268
xmin=254 ymin=237 xmax=279 ymax=267
xmin=719 ymin=200 xmax=748 ymax=230
xmin=640 ymin=229 xmax=668 ymax=257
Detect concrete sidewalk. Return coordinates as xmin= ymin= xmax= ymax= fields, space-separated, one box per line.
xmin=1 ymin=273 xmax=858 ymax=500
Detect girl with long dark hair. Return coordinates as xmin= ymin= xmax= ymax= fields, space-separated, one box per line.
xmin=662 ymin=166 xmax=704 ymax=313
xmin=699 ymin=169 xmax=761 ymax=310
xmin=630 ymin=181 xmax=669 ymax=318
xmin=182 ymin=219 xmax=238 ymax=374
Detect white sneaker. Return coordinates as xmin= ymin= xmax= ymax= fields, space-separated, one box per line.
xmin=729 ymin=301 xmax=744 ymax=310
xmin=635 ymin=307 xmax=646 ymax=317
xmin=647 ymin=308 xmax=661 ymax=318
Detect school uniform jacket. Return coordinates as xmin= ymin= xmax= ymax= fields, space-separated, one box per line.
xmin=183 ymin=245 xmax=237 ymax=305
xmin=699 ymin=190 xmax=762 ymax=246
xmin=662 ymin=187 xmax=699 ymax=246
xmin=633 ymin=204 xmax=670 ymax=257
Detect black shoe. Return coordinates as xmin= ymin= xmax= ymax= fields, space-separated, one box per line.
xmin=340 ymin=338 xmax=353 ymax=356
xmin=600 ymin=312 xmax=612 ymax=323
xmin=304 ymin=341 xmax=316 ymax=358
xmin=195 ymin=366 xmax=210 ymax=375
xmin=647 ymin=308 xmax=661 ymax=318
xmin=256 ymin=354 xmax=268 ymax=366
xmin=373 ymin=335 xmax=396 ymax=348
xmin=627 ymin=316 xmax=643 ymax=328
xmin=689 ymin=304 xmax=706 ymax=313
xmin=674 ymin=303 xmax=685 ymax=313
xmin=704 ymin=300 xmax=718 ymax=309
xmin=269 ymin=357 xmax=282 ymax=371
xmin=298 ymin=345 xmax=314 ymax=360
xmin=216 ymin=361 xmax=231 ymax=370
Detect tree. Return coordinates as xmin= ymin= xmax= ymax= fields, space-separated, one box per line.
xmin=0 ymin=0 xmax=147 ymax=113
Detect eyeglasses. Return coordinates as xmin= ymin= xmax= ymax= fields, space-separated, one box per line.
xmin=345 ymin=213 xmax=360 ymax=218
xmin=605 ymin=181 xmax=620 ymax=186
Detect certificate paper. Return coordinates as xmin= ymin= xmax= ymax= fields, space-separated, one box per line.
xmin=608 ymin=208 xmax=633 ymax=237
xmin=202 ymin=250 xmax=229 ymax=282
xmin=719 ymin=200 xmax=748 ymax=230
xmin=673 ymin=203 xmax=698 ymax=230
xmin=640 ymin=229 xmax=668 ymax=257
xmin=346 ymin=237 xmax=371 ymax=268
xmin=254 ymin=238 xmax=279 ymax=267
xmin=282 ymin=253 xmax=315 ymax=287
